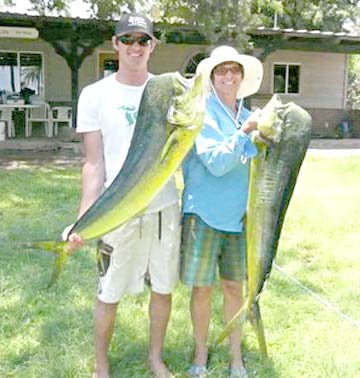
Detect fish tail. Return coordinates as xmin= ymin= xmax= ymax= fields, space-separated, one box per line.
xmin=47 ymin=248 xmax=69 ymax=288
xmin=215 ymin=300 xmax=248 ymax=345
xmin=249 ymin=302 xmax=269 ymax=360
xmin=25 ymin=241 xmax=70 ymax=288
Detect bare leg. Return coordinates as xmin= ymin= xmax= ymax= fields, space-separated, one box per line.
xmin=148 ymin=291 xmax=172 ymax=378
xmin=222 ymin=279 xmax=244 ymax=369
xmin=191 ymin=286 xmax=212 ymax=366
xmin=93 ymin=299 xmax=118 ymax=378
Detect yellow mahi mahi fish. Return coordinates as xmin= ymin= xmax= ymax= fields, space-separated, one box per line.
xmin=217 ymin=95 xmax=312 ymax=359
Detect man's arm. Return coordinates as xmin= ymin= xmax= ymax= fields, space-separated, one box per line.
xmin=78 ymin=130 xmax=105 ymax=217
xmin=65 ymin=130 xmax=104 ymax=248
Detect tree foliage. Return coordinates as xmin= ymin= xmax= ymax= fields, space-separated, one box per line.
xmin=0 ymin=0 xmax=14 ymax=8
xmin=150 ymin=0 xmax=360 ymax=50
xmin=26 ymin=0 xmax=70 ymax=15
xmin=81 ymin=0 xmax=143 ymax=19
xmin=274 ymin=0 xmax=360 ymax=32
xmin=8 ymin=0 xmax=360 ymax=37
xmin=347 ymin=55 xmax=360 ymax=110
xmin=151 ymin=0 xmax=261 ymax=51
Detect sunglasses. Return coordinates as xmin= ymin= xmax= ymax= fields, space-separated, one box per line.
xmin=117 ymin=34 xmax=152 ymax=46
xmin=213 ymin=64 xmax=243 ymax=76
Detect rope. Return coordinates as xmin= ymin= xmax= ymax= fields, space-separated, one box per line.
xmin=274 ymin=263 xmax=360 ymax=329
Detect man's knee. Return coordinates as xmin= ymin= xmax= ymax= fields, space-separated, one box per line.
xmin=151 ymin=291 xmax=172 ymax=305
xmin=94 ymin=298 xmax=119 ymax=316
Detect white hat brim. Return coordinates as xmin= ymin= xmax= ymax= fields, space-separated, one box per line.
xmin=196 ymin=46 xmax=263 ymax=99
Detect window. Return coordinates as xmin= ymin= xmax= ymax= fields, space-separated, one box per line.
xmin=103 ymin=59 xmax=118 ymax=78
xmin=184 ymin=52 xmax=208 ymax=78
xmin=273 ymin=63 xmax=300 ymax=94
xmin=0 ymin=51 xmax=43 ymax=95
xmin=98 ymin=53 xmax=118 ymax=78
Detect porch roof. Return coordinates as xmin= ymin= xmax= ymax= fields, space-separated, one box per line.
xmin=2 ymin=12 xmax=360 ymax=52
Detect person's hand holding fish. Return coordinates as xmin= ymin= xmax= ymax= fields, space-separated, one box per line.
xmin=62 ymin=225 xmax=85 ymax=253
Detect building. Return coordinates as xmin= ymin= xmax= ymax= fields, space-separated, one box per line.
xmin=1 ymin=12 xmax=360 ymax=137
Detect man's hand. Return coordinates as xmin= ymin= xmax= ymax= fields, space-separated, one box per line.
xmin=62 ymin=224 xmax=85 ymax=253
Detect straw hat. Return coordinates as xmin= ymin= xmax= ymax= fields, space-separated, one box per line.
xmin=196 ymin=45 xmax=263 ymax=98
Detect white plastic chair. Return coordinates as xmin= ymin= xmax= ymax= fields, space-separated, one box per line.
xmin=25 ymin=103 xmax=53 ymax=138
xmin=0 ymin=108 xmax=15 ymax=138
xmin=51 ymin=106 xmax=72 ymax=135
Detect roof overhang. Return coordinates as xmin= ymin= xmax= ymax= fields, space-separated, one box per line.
xmin=2 ymin=12 xmax=360 ymax=53
xmin=249 ymin=27 xmax=360 ymax=54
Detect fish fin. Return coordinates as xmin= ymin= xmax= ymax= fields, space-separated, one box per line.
xmin=26 ymin=241 xmax=71 ymax=288
xmin=215 ymin=300 xmax=248 ymax=345
xmin=47 ymin=249 xmax=69 ymax=288
xmin=249 ymin=301 xmax=269 ymax=360
xmin=29 ymin=240 xmax=68 ymax=254
xmin=160 ymin=130 xmax=179 ymax=163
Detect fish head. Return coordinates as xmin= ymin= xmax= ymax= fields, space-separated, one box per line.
xmin=256 ymin=94 xmax=312 ymax=147
xmin=167 ymin=72 xmax=207 ymax=133
xmin=256 ymin=94 xmax=284 ymax=143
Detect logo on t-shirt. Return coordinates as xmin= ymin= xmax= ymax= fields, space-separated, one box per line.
xmin=118 ymin=105 xmax=138 ymax=127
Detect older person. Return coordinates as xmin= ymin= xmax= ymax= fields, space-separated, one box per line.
xmin=180 ymin=46 xmax=263 ymax=378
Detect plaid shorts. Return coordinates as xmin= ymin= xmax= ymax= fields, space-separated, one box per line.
xmin=180 ymin=213 xmax=246 ymax=286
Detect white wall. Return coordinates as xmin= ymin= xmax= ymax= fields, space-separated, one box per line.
xmin=1 ymin=37 xmax=348 ymax=111
xmin=261 ymin=50 xmax=347 ymax=109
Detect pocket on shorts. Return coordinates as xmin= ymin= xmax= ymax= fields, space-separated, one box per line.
xmin=96 ymin=239 xmax=114 ymax=277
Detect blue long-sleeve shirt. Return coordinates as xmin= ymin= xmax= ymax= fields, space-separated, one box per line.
xmin=182 ymin=93 xmax=257 ymax=232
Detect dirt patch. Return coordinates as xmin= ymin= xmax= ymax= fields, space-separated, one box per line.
xmin=309 ymin=138 xmax=360 ymax=149
xmin=0 ymin=138 xmax=84 ymax=168
xmin=0 ymin=137 xmax=359 ymax=168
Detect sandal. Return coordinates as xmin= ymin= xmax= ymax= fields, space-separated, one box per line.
xmin=229 ymin=366 xmax=248 ymax=378
xmin=187 ymin=364 xmax=208 ymax=377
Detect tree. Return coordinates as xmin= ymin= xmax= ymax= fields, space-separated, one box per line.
xmin=150 ymin=0 xmax=263 ymax=52
xmin=0 ymin=0 xmax=14 ymax=8
xmin=26 ymin=0 xmax=70 ymax=16
xmin=150 ymin=0 xmax=360 ymax=52
xmin=252 ymin=0 xmax=360 ymax=32
xmin=81 ymin=0 xmax=141 ymax=19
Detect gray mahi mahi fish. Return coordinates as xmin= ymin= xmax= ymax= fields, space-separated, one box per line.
xmin=31 ymin=72 xmax=206 ymax=287
xmin=216 ymin=95 xmax=312 ymax=358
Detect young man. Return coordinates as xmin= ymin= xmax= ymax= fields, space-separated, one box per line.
xmin=66 ymin=12 xmax=180 ymax=378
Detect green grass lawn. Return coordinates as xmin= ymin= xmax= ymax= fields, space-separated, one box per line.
xmin=0 ymin=153 xmax=359 ymax=378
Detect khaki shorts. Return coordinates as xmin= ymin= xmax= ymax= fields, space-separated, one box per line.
xmin=97 ymin=204 xmax=180 ymax=304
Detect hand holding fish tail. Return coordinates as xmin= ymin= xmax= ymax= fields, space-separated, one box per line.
xmin=66 ymin=233 xmax=86 ymax=254
xmin=61 ymin=224 xmax=86 ymax=254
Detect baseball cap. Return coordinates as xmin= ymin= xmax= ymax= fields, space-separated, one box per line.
xmin=115 ymin=12 xmax=155 ymax=39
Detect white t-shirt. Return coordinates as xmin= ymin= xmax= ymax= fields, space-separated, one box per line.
xmin=76 ymin=73 xmax=178 ymax=213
